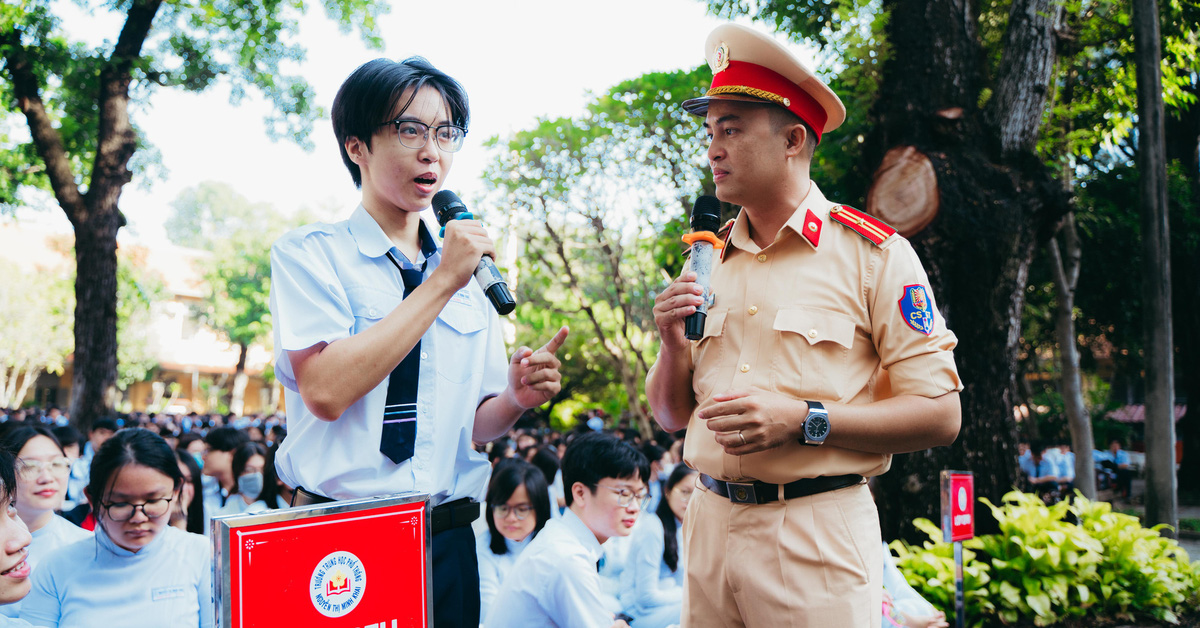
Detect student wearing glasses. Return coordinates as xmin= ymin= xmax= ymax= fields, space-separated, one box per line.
xmin=487 ymin=432 xmax=648 ymax=628
xmin=21 ymin=429 xmax=213 ymax=628
xmin=476 ymin=459 xmax=551 ymax=624
xmin=269 ymin=56 xmax=568 ymax=627
xmin=0 ymin=426 xmax=91 ymax=620
xmin=618 ymin=464 xmax=697 ymax=628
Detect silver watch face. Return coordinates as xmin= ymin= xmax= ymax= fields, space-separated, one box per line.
xmin=806 ymin=414 xmax=829 ymax=440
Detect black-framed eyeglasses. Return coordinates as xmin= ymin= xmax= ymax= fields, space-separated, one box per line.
xmin=101 ymin=497 xmax=174 ymax=522
xmin=492 ymin=503 xmax=534 ymax=520
xmin=16 ymin=457 xmax=72 ymax=479
xmin=600 ymin=485 xmax=650 ymax=509
xmin=378 ymin=118 xmax=467 ymax=153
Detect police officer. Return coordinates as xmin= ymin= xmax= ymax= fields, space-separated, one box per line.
xmin=646 ymin=24 xmax=963 ymax=627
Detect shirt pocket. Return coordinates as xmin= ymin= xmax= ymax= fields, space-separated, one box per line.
xmin=435 ymin=301 xmax=488 ymax=384
xmin=346 ymin=285 xmax=400 ymax=335
xmin=770 ymin=307 xmax=856 ymax=400
xmin=692 ymin=308 xmax=728 ymax=399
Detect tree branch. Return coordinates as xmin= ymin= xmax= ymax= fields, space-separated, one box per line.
xmin=2 ymin=32 xmax=85 ymax=220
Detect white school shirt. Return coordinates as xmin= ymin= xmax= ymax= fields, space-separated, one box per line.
xmin=486 ymin=510 xmax=614 ymax=628
xmin=881 ymin=542 xmax=938 ymax=620
xmin=20 ymin=525 xmax=213 ymax=628
xmin=618 ymin=514 xmax=683 ymax=617
xmin=476 ymin=530 xmax=531 ymax=625
xmin=0 ymin=517 xmax=92 ymax=619
xmin=270 ymin=206 xmax=508 ymax=504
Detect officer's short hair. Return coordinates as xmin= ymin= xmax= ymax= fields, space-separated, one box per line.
xmin=332 ymin=56 xmax=470 ymax=188
xmin=561 ymin=432 xmax=649 ymax=507
xmin=768 ymin=105 xmax=817 ymax=160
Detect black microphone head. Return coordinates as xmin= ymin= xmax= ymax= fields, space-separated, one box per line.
xmin=432 ymin=190 xmax=469 ymax=226
xmin=690 ymin=195 xmax=721 ymax=232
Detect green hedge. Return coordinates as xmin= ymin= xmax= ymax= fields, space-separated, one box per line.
xmin=891 ymin=491 xmax=1200 ymax=626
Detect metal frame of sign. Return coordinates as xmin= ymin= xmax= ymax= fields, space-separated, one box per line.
xmin=939 ymin=470 xmax=973 ymax=628
xmin=212 ymin=492 xmax=431 ymax=628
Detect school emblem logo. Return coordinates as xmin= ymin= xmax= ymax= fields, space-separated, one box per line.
xmin=899 ymin=284 xmax=935 ymax=335
xmin=309 ymin=550 xmax=367 ymax=618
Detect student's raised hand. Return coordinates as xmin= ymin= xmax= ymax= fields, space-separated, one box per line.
xmin=508 ymin=326 xmax=569 ymax=409
xmin=433 ymin=219 xmax=495 ymax=292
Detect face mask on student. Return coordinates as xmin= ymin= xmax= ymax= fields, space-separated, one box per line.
xmin=238 ymin=472 xmax=264 ymax=498
xmin=192 ymin=452 xmax=204 ymax=470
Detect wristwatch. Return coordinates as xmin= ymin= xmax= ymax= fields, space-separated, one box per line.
xmin=801 ymin=401 xmax=829 ymax=446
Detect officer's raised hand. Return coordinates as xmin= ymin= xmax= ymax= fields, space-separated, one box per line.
xmin=652 ymin=271 xmax=705 ymax=351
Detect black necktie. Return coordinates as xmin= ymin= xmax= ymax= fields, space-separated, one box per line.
xmin=380 ymin=257 xmax=425 ymax=464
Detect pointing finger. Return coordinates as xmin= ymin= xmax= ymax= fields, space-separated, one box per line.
xmin=538 ymin=326 xmax=570 ymax=355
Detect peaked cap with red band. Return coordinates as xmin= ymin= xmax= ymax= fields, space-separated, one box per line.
xmin=682 ymin=24 xmax=846 ymax=143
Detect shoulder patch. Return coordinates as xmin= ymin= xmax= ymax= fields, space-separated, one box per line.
xmin=829 ymin=205 xmax=896 ymax=246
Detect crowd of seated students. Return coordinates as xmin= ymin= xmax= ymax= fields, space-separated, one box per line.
xmin=0 ymin=404 xmax=960 ymax=627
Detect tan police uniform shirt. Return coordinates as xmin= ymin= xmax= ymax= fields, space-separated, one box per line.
xmin=667 ymin=182 xmax=962 ymax=484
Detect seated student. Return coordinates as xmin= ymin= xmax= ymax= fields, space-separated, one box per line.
xmin=0 ymin=453 xmax=38 ymax=628
xmin=0 ymin=427 xmax=92 ymax=619
xmin=1022 ymin=442 xmax=1060 ymax=502
xmin=1099 ymin=439 xmax=1133 ymax=499
xmin=619 ymin=464 xmax=697 ymax=628
xmin=21 ymin=428 xmax=213 ymax=628
xmin=487 ymin=432 xmax=647 ymax=628
xmin=215 ymin=442 xmax=268 ymax=517
xmin=1053 ymin=441 xmax=1075 ymax=494
xmin=199 ymin=427 xmax=245 ymax=531
xmin=476 ymin=459 xmax=551 ymax=624
xmin=171 ymin=450 xmax=205 ymax=535
xmin=249 ymin=445 xmax=288 ymax=511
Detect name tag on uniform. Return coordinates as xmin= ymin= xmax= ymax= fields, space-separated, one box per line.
xmin=152 ymin=585 xmax=188 ymax=602
xmin=449 ymin=289 xmax=473 ymax=307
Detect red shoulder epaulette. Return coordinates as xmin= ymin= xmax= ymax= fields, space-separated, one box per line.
xmin=717 ymin=218 xmax=735 ymax=261
xmin=829 ymin=205 xmax=895 ymax=246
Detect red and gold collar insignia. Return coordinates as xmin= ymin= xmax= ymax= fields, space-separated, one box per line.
xmin=801 ymin=209 xmax=822 ymax=248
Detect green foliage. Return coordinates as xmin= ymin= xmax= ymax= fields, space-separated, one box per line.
xmin=483 ymin=66 xmax=712 ymax=431
xmin=0 ymin=260 xmax=74 ymax=406
xmin=894 ymin=492 xmax=1200 ymax=626
xmin=0 ymin=0 xmax=389 ymax=207
xmin=115 ymin=251 xmax=166 ymax=390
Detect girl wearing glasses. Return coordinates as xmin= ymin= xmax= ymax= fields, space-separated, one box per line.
xmin=618 ymin=464 xmax=697 ymax=628
xmin=0 ymin=426 xmax=91 ymax=621
xmin=477 ymin=459 xmax=551 ymax=624
xmin=21 ymin=428 xmax=213 ymax=628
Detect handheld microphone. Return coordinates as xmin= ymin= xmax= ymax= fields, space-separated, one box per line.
xmin=431 ymin=190 xmax=517 ymax=315
xmin=682 ymin=195 xmax=722 ymax=340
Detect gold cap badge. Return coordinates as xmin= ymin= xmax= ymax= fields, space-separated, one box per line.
xmin=711 ymin=41 xmax=730 ymax=74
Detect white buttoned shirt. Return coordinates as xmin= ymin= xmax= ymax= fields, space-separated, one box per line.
xmin=270 ymin=206 xmax=508 ymax=504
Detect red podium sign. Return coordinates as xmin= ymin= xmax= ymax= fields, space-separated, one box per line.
xmin=213 ymin=493 xmax=430 ymax=628
xmin=941 ymin=471 xmax=974 ymax=542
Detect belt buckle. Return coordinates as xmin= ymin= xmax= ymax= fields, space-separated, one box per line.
xmin=726 ymin=482 xmax=758 ymax=504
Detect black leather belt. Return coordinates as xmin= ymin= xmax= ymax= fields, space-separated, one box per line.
xmin=291 ymin=488 xmax=478 ymax=535
xmin=699 ymin=473 xmax=864 ymax=504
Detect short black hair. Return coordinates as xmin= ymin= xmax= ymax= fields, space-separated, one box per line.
xmin=205 ymin=426 xmax=246 ymax=453
xmin=0 ymin=448 xmax=16 ymax=508
xmin=52 ymin=425 xmax=83 ymax=449
xmin=561 ymin=432 xmax=649 ymax=507
xmin=485 ymin=459 xmax=551 ymax=555
xmin=91 ymin=418 xmax=119 ymax=433
xmin=332 ymin=56 xmax=470 ymax=188
xmin=86 ymin=428 xmax=182 ymax=513
xmin=0 ymin=424 xmax=64 ymax=458
xmin=768 ymin=105 xmax=818 ymax=159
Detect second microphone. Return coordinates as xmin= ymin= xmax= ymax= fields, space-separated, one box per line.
xmin=431 ymin=190 xmax=517 ymax=315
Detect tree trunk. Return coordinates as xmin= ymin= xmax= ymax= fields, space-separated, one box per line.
xmin=69 ymin=213 xmax=122 ymax=429
xmin=1048 ymin=215 xmax=1096 ymax=498
xmin=229 ymin=343 xmax=249 ymax=416
xmin=1165 ymin=83 xmax=1200 ymax=496
xmin=1133 ymin=0 xmax=1177 ymax=535
xmin=4 ymin=0 xmax=162 ymax=432
xmin=867 ymin=0 xmax=1068 ymax=541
